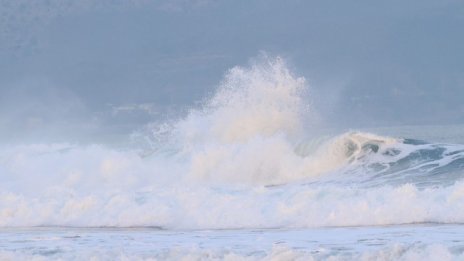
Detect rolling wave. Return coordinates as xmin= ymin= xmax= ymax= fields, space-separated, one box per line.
xmin=298 ymin=131 xmax=464 ymax=187
xmin=0 ymin=56 xmax=463 ymax=228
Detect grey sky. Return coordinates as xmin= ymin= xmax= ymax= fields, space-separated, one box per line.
xmin=1 ymin=0 xmax=463 ymax=143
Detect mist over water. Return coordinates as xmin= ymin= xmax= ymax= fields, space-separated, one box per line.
xmin=0 ymin=57 xmax=464 ymax=231
xmin=1 ymin=1 xmax=464 ymax=260
xmin=1 ymin=0 xmax=464 ymax=145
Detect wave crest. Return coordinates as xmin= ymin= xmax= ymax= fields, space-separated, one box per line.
xmin=1 ymin=56 xmax=464 ymax=228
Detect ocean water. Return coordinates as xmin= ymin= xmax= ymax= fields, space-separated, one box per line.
xmin=1 ymin=225 xmax=464 ymax=260
xmin=1 ymin=58 xmax=464 ymax=260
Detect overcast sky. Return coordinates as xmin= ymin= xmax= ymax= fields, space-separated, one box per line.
xmin=1 ymin=0 xmax=463 ymax=144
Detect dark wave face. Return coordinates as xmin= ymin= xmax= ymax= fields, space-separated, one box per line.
xmin=294 ymin=132 xmax=464 ymax=188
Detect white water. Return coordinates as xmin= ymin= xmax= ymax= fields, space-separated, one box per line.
xmin=1 ymin=57 xmax=464 ymax=259
xmin=1 ymin=226 xmax=464 ymax=261
xmin=1 ymin=57 xmax=464 ymax=228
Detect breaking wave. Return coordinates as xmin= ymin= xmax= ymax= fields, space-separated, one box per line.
xmin=1 ymin=56 xmax=464 ymax=228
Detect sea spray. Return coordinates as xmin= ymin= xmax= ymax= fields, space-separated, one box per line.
xmin=0 ymin=57 xmax=464 ymax=229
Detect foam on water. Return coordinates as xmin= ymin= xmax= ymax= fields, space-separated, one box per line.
xmin=1 ymin=57 xmax=464 ymax=230
xmin=0 ymin=244 xmax=462 ymax=261
xmin=1 ymin=225 xmax=464 ymax=261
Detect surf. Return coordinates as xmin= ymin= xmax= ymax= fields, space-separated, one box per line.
xmin=1 ymin=56 xmax=464 ymax=229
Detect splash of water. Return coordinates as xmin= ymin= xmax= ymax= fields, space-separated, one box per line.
xmin=1 ymin=56 xmax=464 ymax=228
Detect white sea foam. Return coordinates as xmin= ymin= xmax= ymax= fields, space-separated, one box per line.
xmin=0 ymin=243 xmax=462 ymax=261
xmin=2 ymin=173 xmax=464 ymax=228
xmin=0 ymin=56 xmax=464 ymax=229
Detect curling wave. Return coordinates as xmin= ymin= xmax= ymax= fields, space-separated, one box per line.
xmin=1 ymin=56 xmax=464 ymax=228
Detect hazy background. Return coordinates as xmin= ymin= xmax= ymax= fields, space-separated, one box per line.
xmin=1 ymin=0 xmax=463 ymax=144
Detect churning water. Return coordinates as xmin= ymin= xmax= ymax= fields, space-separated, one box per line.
xmin=1 ymin=57 xmax=464 ymax=260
